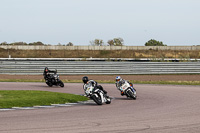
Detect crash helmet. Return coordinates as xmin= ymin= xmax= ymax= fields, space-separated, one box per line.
xmin=44 ymin=67 xmax=49 ymax=72
xmin=82 ymin=76 xmax=89 ymax=84
xmin=116 ymin=76 xmax=122 ymax=82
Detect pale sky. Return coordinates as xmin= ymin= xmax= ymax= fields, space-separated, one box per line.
xmin=0 ymin=0 xmax=200 ymax=46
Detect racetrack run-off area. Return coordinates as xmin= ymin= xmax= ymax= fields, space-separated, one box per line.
xmin=0 ymin=82 xmax=200 ymax=133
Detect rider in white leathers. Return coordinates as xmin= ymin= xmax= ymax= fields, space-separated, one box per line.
xmin=115 ymin=76 xmax=136 ymax=96
xmin=82 ymin=76 xmax=108 ymax=96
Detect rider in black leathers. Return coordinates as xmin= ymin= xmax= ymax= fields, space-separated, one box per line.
xmin=43 ymin=67 xmax=56 ymax=80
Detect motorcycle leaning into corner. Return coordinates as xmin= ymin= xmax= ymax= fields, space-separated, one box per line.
xmin=83 ymin=82 xmax=111 ymax=105
xmin=119 ymin=81 xmax=137 ymax=100
xmin=43 ymin=69 xmax=64 ymax=87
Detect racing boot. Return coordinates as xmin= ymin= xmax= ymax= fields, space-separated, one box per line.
xmin=104 ymin=91 xmax=110 ymax=98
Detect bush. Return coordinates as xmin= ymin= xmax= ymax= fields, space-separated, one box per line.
xmin=145 ymin=39 xmax=166 ymax=46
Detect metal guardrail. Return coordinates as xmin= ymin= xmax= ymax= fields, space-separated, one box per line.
xmin=0 ymin=59 xmax=200 ymax=75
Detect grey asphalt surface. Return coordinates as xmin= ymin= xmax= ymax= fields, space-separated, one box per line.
xmin=0 ymin=82 xmax=200 ymax=133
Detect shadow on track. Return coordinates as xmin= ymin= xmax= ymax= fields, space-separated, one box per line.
xmin=114 ymin=97 xmax=137 ymax=100
xmin=30 ymin=85 xmax=63 ymax=88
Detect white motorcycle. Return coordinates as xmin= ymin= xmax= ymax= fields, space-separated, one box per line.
xmin=84 ymin=83 xmax=111 ymax=105
xmin=120 ymin=81 xmax=137 ymax=100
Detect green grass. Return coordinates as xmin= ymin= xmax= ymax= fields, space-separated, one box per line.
xmin=0 ymin=90 xmax=88 ymax=108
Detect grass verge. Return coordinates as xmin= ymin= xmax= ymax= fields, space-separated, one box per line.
xmin=0 ymin=90 xmax=88 ymax=108
xmin=0 ymin=79 xmax=44 ymax=82
xmin=96 ymin=80 xmax=200 ymax=85
xmin=63 ymin=80 xmax=200 ymax=86
xmin=130 ymin=80 xmax=200 ymax=86
xmin=0 ymin=79 xmax=200 ymax=85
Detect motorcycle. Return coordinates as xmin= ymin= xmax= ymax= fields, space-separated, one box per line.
xmin=83 ymin=82 xmax=111 ymax=105
xmin=120 ymin=81 xmax=137 ymax=100
xmin=44 ymin=70 xmax=64 ymax=87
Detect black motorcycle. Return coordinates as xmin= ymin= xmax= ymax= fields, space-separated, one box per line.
xmin=44 ymin=70 xmax=64 ymax=87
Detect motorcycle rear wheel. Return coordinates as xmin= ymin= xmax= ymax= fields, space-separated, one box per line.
xmin=46 ymin=82 xmax=53 ymax=87
xmin=105 ymin=98 xmax=111 ymax=104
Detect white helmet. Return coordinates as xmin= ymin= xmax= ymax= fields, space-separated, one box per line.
xmin=116 ymin=76 xmax=122 ymax=82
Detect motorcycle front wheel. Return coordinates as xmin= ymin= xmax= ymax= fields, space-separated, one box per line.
xmin=91 ymin=94 xmax=102 ymax=105
xmin=59 ymin=81 xmax=64 ymax=87
xmin=127 ymin=89 xmax=137 ymax=100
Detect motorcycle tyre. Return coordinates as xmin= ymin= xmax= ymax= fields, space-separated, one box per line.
xmin=92 ymin=94 xmax=102 ymax=105
xmin=127 ymin=90 xmax=137 ymax=100
xmin=59 ymin=81 xmax=64 ymax=87
xmin=47 ymin=82 xmax=53 ymax=87
xmin=105 ymin=98 xmax=111 ymax=104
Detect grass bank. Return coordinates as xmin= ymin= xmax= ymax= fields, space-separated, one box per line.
xmin=0 ymin=48 xmax=200 ymax=58
xmin=0 ymin=90 xmax=88 ymax=108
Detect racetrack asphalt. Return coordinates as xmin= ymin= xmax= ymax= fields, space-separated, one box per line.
xmin=0 ymin=82 xmax=200 ymax=133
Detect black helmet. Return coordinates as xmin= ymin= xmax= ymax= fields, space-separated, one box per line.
xmin=44 ymin=67 xmax=49 ymax=72
xmin=82 ymin=76 xmax=89 ymax=84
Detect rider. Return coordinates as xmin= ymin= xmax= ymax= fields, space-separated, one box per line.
xmin=115 ymin=76 xmax=135 ymax=96
xmin=43 ymin=67 xmax=56 ymax=79
xmin=82 ymin=76 xmax=108 ymax=96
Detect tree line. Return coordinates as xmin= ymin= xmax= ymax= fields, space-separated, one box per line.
xmin=90 ymin=38 xmax=166 ymax=46
xmin=0 ymin=39 xmax=166 ymax=46
xmin=0 ymin=41 xmax=74 ymax=46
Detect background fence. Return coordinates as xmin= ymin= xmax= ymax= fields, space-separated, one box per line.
xmin=0 ymin=59 xmax=200 ymax=75
xmin=1 ymin=45 xmax=200 ymax=50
